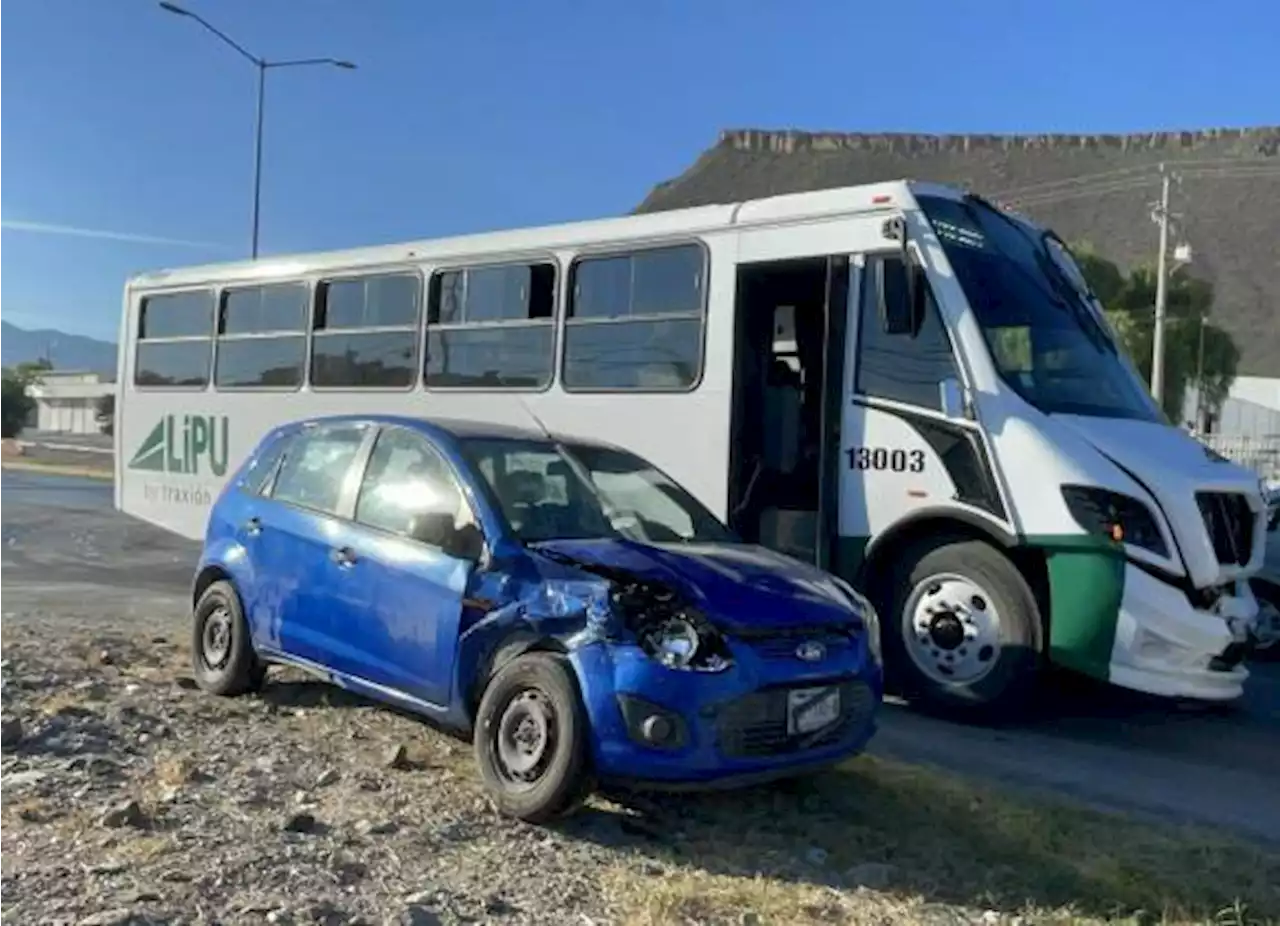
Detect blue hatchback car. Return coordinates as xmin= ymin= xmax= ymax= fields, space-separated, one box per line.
xmin=191 ymin=415 xmax=883 ymax=821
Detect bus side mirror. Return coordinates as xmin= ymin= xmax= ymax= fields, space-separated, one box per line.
xmin=876 ymin=258 xmax=927 ymax=337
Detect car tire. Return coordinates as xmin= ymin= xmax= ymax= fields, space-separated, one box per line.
xmin=1250 ymin=577 xmax=1280 ymax=661
xmin=877 ymin=535 xmax=1043 ymax=722
xmin=474 ymin=652 xmax=592 ymax=823
xmin=192 ymin=580 xmax=266 ymax=697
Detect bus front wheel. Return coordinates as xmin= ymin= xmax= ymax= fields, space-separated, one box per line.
xmin=879 ymin=536 xmax=1043 ymax=721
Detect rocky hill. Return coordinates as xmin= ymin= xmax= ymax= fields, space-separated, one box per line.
xmin=636 ymin=127 xmax=1280 ymax=377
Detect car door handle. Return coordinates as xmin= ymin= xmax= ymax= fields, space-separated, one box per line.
xmin=244 ymin=517 xmax=262 ymax=537
xmin=330 ymin=546 xmax=357 ymax=567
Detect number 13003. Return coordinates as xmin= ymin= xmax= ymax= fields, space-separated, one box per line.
xmin=846 ymin=446 xmax=925 ymax=472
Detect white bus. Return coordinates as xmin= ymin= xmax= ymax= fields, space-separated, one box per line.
xmin=116 ymin=180 xmax=1269 ymax=717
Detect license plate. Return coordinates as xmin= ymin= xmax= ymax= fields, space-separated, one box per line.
xmin=787 ymin=686 xmax=841 ymax=735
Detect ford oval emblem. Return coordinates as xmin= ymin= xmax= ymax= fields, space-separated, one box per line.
xmin=796 ymin=640 xmax=826 ymax=662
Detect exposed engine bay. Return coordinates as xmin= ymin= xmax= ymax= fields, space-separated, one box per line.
xmin=536 ymin=548 xmax=733 ymax=671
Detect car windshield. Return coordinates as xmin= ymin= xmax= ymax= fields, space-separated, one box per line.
xmin=917 ymin=194 xmax=1163 ymax=423
xmin=460 ymin=437 xmax=736 ymax=545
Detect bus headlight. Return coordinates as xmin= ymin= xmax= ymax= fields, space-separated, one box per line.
xmin=1062 ymin=485 xmax=1169 ymax=558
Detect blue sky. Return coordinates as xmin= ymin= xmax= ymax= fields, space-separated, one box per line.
xmin=3 ymin=0 xmax=1277 ymax=343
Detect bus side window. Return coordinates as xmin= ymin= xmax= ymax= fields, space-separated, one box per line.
xmin=855 ymin=257 xmax=959 ymax=411
xmin=425 ymin=262 xmax=556 ymax=390
xmin=135 ymin=290 xmax=215 ymax=388
xmin=312 ymin=273 xmax=422 ymax=389
xmin=562 ymin=244 xmax=706 ymax=392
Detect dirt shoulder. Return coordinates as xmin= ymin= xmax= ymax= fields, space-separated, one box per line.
xmin=2 ymin=444 xmax=113 ymax=480
xmin=2 ymin=622 xmax=1277 ymax=926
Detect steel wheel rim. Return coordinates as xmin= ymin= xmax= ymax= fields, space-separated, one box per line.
xmin=493 ymin=689 xmax=557 ymax=791
xmin=201 ymin=605 xmax=233 ymax=670
xmin=902 ymin=572 xmax=1002 ymax=685
xmin=1255 ymin=595 xmax=1280 ymax=651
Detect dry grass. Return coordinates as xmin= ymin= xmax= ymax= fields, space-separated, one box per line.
xmin=594 ymin=755 xmax=1280 ymax=926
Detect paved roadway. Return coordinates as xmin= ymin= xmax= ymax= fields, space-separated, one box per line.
xmin=3 ymin=469 xmax=1278 ymax=842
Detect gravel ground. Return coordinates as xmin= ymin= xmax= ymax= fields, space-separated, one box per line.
xmin=0 ymin=622 xmax=621 ymax=926
xmin=5 ymin=472 xmax=1280 ymax=925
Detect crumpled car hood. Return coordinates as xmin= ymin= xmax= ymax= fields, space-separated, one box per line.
xmin=530 ymin=537 xmax=863 ymax=635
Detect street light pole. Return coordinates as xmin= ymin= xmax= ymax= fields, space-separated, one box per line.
xmin=252 ymin=61 xmax=266 ymax=259
xmin=158 ymin=2 xmax=355 ymax=259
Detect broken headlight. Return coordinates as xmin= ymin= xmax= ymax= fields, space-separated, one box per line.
xmin=638 ymin=615 xmax=732 ymax=672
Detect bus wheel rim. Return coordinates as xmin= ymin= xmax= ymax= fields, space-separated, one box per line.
xmin=902 ymin=572 xmax=1001 ymax=686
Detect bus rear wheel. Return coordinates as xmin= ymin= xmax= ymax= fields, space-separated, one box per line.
xmin=880 ymin=536 xmax=1043 ymax=721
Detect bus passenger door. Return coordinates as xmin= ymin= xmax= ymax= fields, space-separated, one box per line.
xmin=727 ymin=256 xmax=850 ymax=569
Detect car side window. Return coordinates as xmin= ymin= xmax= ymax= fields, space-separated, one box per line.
xmin=269 ymin=425 xmax=367 ymax=515
xmin=240 ymin=432 xmax=296 ymax=496
xmin=355 ymin=428 xmax=476 ymax=540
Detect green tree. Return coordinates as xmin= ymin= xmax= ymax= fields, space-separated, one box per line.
xmin=11 ymin=358 xmax=53 ymax=386
xmin=1 ymin=372 xmax=35 ymax=438
xmin=96 ymin=392 xmax=116 ymax=437
xmin=1071 ymin=244 xmax=1238 ymax=424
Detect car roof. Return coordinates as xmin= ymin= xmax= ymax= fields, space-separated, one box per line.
xmin=284 ymin=413 xmax=617 ymax=450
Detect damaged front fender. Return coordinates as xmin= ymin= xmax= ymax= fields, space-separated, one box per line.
xmin=452 ymin=576 xmax=619 ymax=729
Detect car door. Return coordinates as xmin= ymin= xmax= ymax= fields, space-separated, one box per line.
xmin=251 ymin=421 xmax=374 ymax=670
xmin=343 ymin=425 xmax=481 ymax=707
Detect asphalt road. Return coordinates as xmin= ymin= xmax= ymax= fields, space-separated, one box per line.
xmin=3 ymin=469 xmax=1279 ymax=842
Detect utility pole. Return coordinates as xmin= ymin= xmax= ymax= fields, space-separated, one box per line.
xmin=1194 ymin=312 xmax=1207 ymax=429
xmin=1149 ymin=164 xmax=1172 ymax=408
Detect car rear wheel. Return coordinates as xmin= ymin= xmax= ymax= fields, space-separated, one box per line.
xmin=192 ymin=580 xmax=266 ymax=696
xmin=474 ymin=652 xmax=591 ymax=823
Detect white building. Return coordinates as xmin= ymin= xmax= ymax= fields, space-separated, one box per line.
xmin=25 ymin=370 xmax=116 ymax=435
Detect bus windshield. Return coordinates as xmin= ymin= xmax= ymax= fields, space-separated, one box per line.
xmin=917 ymin=194 xmax=1162 ymax=423
xmin=461 ymin=437 xmax=736 ymax=545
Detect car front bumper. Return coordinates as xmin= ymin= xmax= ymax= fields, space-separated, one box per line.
xmin=568 ymin=635 xmax=882 ymax=786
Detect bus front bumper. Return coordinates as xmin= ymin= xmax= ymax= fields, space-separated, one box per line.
xmin=1109 ymin=565 xmax=1256 ymax=701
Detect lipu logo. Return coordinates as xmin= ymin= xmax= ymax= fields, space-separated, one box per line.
xmin=129 ymin=414 xmax=229 ymax=477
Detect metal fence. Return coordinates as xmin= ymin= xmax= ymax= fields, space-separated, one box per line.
xmin=1195 ymin=433 xmax=1280 ymax=482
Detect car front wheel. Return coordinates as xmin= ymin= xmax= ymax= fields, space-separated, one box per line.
xmin=474 ymin=652 xmax=591 ymax=823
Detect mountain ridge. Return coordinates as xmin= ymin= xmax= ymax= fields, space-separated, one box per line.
xmin=1 ymin=321 xmax=118 ymax=378
xmin=637 ymin=125 xmax=1280 ymax=377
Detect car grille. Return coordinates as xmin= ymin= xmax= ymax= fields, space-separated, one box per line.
xmin=747 ymin=629 xmax=856 ymax=662
xmin=1196 ymin=492 xmax=1254 ymax=566
xmin=715 ymin=680 xmax=876 ymax=759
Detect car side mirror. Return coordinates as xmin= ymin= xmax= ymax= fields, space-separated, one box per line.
xmin=877 ymin=257 xmax=927 ymax=337
xmin=409 ymin=512 xmax=484 ymax=561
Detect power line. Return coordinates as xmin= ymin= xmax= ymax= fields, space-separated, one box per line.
xmin=990 ymin=156 xmax=1278 ymax=200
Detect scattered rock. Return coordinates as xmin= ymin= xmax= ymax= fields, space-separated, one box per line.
xmin=304 ymin=900 xmax=348 ymax=925
xmin=75 ymin=908 xmax=137 ymax=926
xmin=5 ymin=769 xmax=49 ymax=788
xmin=845 ymin=861 xmax=897 ymax=890
xmin=315 ymin=767 xmax=341 ymax=788
xmin=485 ymin=894 xmax=518 ymax=917
xmin=384 ymin=743 xmax=412 ymax=770
xmin=99 ymin=799 xmax=145 ymax=829
xmin=355 ymin=818 xmax=399 ymax=836
xmin=391 ymin=907 xmax=443 ymax=926
xmin=2 ymin=716 xmax=25 ymax=748
xmin=282 ymin=811 xmax=320 ymax=834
